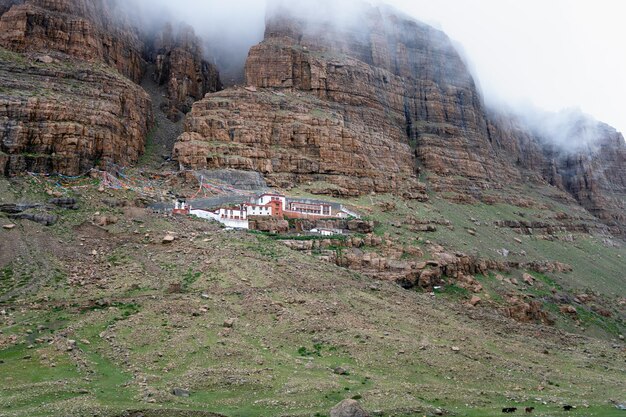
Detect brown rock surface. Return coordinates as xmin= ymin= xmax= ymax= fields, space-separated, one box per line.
xmin=0 ymin=48 xmax=152 ymax=176
xmin=0 ymin=0 xmax=146 ymax=82
xmin=488 ymin=109 xmax=626 ymax=235
xmin=174 ymin=88 xmax=418 ymax=194
xmin=176 ymin=0 xmax=625 ymax=228
xmin=146 ymin=23 xmax=222 ymax=121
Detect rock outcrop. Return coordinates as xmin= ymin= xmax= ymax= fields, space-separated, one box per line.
xmin=178 ymin=3 xmax=493 ymax=194
xmin=0 ymin=0 xmax=154 ymax=176
xmin=174 ymin=1 xmax=625 ymax=233
xmin=488 ymin=109 xmax=626 ymax=235
xmin=0 ymin=0 xmax=146 ymax=82
xmin=0 ymin=48 xmax=152 ymax=176
xmin=146 ymin=23 xmax=222 ymax=121
xmin=174 ymin=88 xmax=418 ymax=194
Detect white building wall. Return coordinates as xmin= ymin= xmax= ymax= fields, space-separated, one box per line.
xmin=190 ymin=210 xmax=249 ymax=229
xmin=258 ymin=195 xmax=286 ymax=210
xmin=246 ymin=205 xmax=273 ymax=217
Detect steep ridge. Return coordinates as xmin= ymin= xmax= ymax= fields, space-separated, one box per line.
xmin=174 ymin=1 xmax=625 ymax=233
xmin=0 ymin=0 xmax=223 ymax=175
xmin=173 ymin=3 xmax=522 ymax=195
xmin=0 ymin=48 xmax=152 ymax=176
xmin=145 ymin=22 xmax=222 ymax=122
xmin=0 ymin=0 xmax=155 ymax=175
xmin=0 ymin=0 xmax=145 ymax=82
xmin=488 ymin=110 xmax=626 ymax=235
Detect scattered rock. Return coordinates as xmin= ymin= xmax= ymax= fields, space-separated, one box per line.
xmin=49 ymin=198 xmax=78 ymax=209
xmin=560 ymin=305 xmax=577 ymax=315
xmin=378 ymin=202 xmax=396 ymax=212
xmin=470 ymin=296 xmax=482 ymax=306
xmin=36 ymin=55 xmax=54 ymax=64
xmin=522 ymin=273 xmax=535 ymax=286
xmin=171 ymin=388 xmax=190 ymax=397
xmin=330 ymin=399 xmax=370 ymax=417
xmin=162 ymin=235 xmax=176 ymax=244
xmin=8 ymin=213 xmax=58 ymax=226
xmin=223 ymin=318 xmax=237 ymax=328
xmin=93 ymin=215 xmax=118 ymax=227
xmin=333 ymin=366 xmax=350 ymax=375
xmin=498 ymin=248 xmax=510 ymax=257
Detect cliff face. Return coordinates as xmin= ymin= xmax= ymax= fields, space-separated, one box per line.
xmin=0 ymin=48 xmax=152 ymax=176
xmin=146 ymin=23 xmax=222 ymax=122
xmin=174 ymin=2 xmax=625 ymax=232
xmin=0 ymin=0 xmax=153 ymax=176
xmin=175 ymin=4 xmax=512 ymax=194
xmin=174 ymin=88 xmax=418 ymax=195
xmin=0 ymin=0 xmax=146 ymax=82
xmin=539 ymin=125 xmax=625 ymax=232
xmin=486 ymin=109 xmax=626 ymax=234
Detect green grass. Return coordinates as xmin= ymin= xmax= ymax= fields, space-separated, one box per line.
xmin=182 ymin=268 xmax=202 ymax=291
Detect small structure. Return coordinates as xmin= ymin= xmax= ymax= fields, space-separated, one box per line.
xmin=191 ymin=205 xmax=249 ymax=229
xmin=172 ymin=200 xmax=190 ymax=215
xmin=287 ymin=201 xmax=333 ymax=217
xmin=311 ymin=228 xmax=344 ymax=236
xmin=185 ymin=191 xmax=360 ymax=230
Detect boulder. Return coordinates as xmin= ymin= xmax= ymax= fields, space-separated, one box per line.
xmin=8 ymin=213 xmax=58 ymax=226
xmin=347 ymin=220 xmax=375 ymax=234
xmin=171 ymin=388 xmax=190 ymax=397
xmin=330 ymin=399 xmax=370 ymax=417
xmin=560 ymin=305 xmax=577 ymax=315
xmin=522 ymin=273 xmax=535 ymax=286
xmin=223 ymin=318 xmax=237 ymax=328
xmin=49 ymin=198 xmax=78 ymax=209
xmin=162 ymin=235 xmax=176 ymax=244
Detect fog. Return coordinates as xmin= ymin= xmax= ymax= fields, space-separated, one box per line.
xmin=125 ymin=0 xmax=625 ymax=141
xmin=388 ymin=0 xmax=626 ymax=138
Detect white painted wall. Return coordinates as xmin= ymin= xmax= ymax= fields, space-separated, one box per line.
xmin=258 ymin=195 xmax=286 ymax=210
xmin=190 ymin=210 xmax=249 ymax=229
xmin=246 ymin=205 xmax=272 ymax=216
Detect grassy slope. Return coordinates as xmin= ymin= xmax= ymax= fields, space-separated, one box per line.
xmin=0 ymin=176 xmax=625 ymax=417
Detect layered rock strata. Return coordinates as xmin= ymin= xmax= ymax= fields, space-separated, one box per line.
xmin=146 ymin=23 xmax=222 ymax=121
xmin=176 ymin=2 xmax=625 ymax=234
xmin=174 ymin=88 xmax=418 ymax=195
xmin=177 ymin=3 xmax=507 ymax=194
xmin=0 ymin=49 xmax=152 ymax=176
xmin=488 ymin=110 xmax=626 ymax=234
xmin=0 ymin=0 xmax=146 ymax=82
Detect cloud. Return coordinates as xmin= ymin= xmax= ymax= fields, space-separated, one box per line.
xmin=123 ymin=0 xmax=625 ymax=139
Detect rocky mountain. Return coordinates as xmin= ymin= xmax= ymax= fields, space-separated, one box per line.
xmin=0 ymin=0 xmax=222 ymax=175
xmin=175 ymin=3 xmax=500 ymax=196
xmin=487 ymin=109 xmax=626 ymax=235
xmin=0 ymin=2 xmax=625 ymax=416
xmin=0 ymin=0 xmax=624 ymax=225
xmin=173 ymin=2 xmax=626 ymax=233
xmin=0 ymin=0 xmax=145 ymax=82
xmin=0 ymin=0 xmax=153 ymax=175
xmin=145 ymin=22 xmax=222 ymax=122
